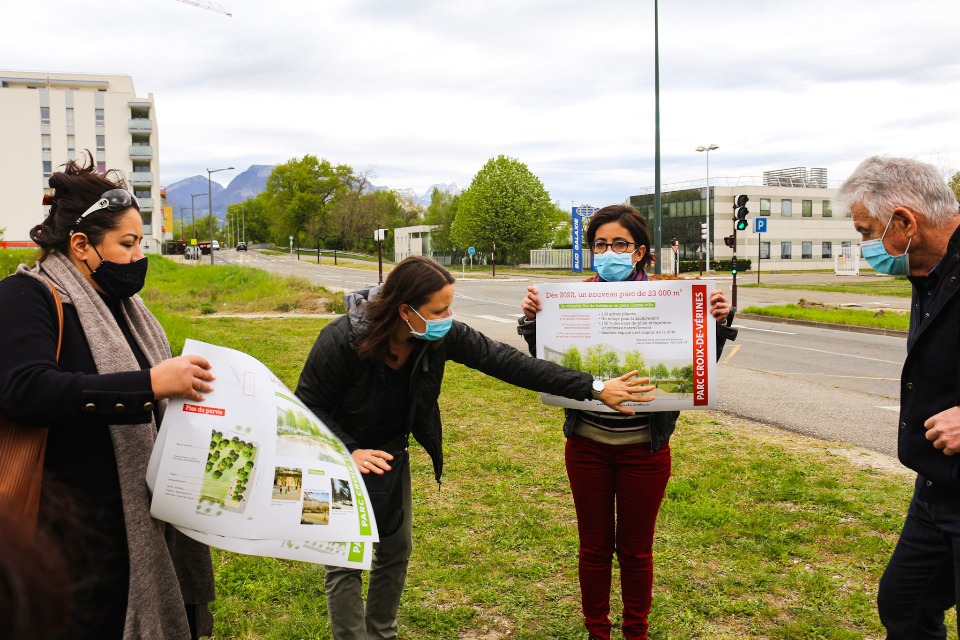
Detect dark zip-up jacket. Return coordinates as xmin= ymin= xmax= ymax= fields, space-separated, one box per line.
xmin=903 ymin=221 xmax=960 ymax=502
xmin=294 ymin=286 xmax=597 ymax=483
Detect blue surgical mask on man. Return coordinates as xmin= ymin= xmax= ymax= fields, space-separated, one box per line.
xmin=406 ymin=306 xmax=453 ymax=341
xmin=593 ymin=251 xmax=636 ymax=281
xmin=861 ymin=216 xmax=911 ymax=276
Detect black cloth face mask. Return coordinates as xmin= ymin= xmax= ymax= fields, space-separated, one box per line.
xmin=85 ymin=245 xmax=149 ymax=298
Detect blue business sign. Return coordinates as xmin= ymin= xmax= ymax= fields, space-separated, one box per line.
xmin=755 ymin=217 xmax=767 ymax=233
xmin=571 ymin=206 xmax=599 ymax=273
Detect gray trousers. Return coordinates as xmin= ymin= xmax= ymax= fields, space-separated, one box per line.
xmin=324 ymin=463 xmax=413 ymax=640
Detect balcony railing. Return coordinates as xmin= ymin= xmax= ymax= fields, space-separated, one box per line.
xmin=130 ymin=172 xmax=153 ymax=184
xmin=128 ymin=118 xmax=152 ymax=132
xmin=129 ymin=145 xmax=153 ymax=158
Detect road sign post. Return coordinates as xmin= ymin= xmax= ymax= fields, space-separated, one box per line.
xmin=754 ymin=217 xmax=767 ymax=284
xmin=571 ymin=206 xmax=599 ymax=273
xmin=468 ymin=246 xmax=475 ymax=271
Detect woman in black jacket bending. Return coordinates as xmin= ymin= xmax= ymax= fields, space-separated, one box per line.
xmin=295 ymin=255 xmax=654 ymax=640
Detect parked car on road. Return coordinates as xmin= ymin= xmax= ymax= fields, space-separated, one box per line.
xmin=212 ymin=240 xmax=220 ymax=251
xmin=184 ymin=245 xmax=200 ymax=261
xmin=236 ymin=242 xmax=248 ymax=251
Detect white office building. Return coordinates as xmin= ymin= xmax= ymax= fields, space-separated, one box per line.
xmin=0 ymin=71 xmax=165 ymax=252
xmin=630 ymin=167 xmax=865 ymax=272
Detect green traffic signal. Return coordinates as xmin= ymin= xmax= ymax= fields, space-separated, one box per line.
xmin=736 ymin=219 xmax=748 ymax=231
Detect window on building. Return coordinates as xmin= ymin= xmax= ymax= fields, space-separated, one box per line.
xmin=96 ymin=135 xmax=105 ymax=151
xmin=781 ymin=199 xmax=793 ymax=216
xmin=802 ymin=200 xmax=813 ymax=217
xmin=40 ymin=107 xmax=50 ymax=125
xmin=95 ymin=108 xmax=104 ymax=123
xmin=822 ymin=199 xmax=832 ymax=217
xmin=42 ymin=161 xmax=52 ymax=174
xmin=822 ymin=242 xmax=832 ymax=258
xmin=760 ymin=198 xmax=771 ymax=216
xmin=41 ymin=134 xmax=51 ymax=152
xmin=97 ymin=161 xmax=106 ymax=173
xmin=66 ymin=108 xmax=74 ymax=127
xmin=134 ymin=189 xmax=151 ymax=199
xmin=781 ymin=242 xmax=792 ymax=259
xmin=67 ymin=135 xmax=75 ymax=153
xmin=760 ymin=242 xmax=770 ymax=260
xmin=133 ymin=163 xmax=150 ymax=172
xmin=141 ymin=213 xmax=152 ymax=235
xmin=842 ymin=241 xmax=851 ymax=249
xmin=802 ymin=241 xmax=812 ymax=259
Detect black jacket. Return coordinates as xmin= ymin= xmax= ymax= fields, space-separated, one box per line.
xmin=294 ymin=286 xmax=596 ymax=483
xmin=519 ymin=295 xmax=738 ymax=452
xmin=902 ymin=222 xmax=960 ymax=502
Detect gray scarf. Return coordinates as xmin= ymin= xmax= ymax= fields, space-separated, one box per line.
xmin=18 ymin=252 xmax=214 ymax=640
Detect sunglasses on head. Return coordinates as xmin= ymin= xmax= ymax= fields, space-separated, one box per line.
xmin=73 ymin=189 xmax=139 ymax=229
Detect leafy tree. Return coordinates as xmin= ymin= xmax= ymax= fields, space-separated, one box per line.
xmin=650 ymin=363 xmax=669 ymax=381
xmin=451 ymin=155 xmax=555 ymax=264
xmin=583 ymin=345 xmax=621 ymax=378
xmin=949 ymin=171 xmax=960 ymax=203
xmin=422 ymin=188 xmax=459 ymax=252
xmin=670 ymin=366 xmax=683 ymax=380
xmin=623 ymin=350 xmax=648 ymax=377
xmin=560 ymin=346 xmax=583 ymax=371
xmin=264 ymin=155 xmax=353 ymax=246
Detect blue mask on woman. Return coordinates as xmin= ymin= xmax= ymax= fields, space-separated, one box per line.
xmin=593 ymin=252 xmax=636 ymax=281
xmin=861 ymin=216 xmax=911 ymax=276
xmin=406 ymin=307 xmax=453 ymax=341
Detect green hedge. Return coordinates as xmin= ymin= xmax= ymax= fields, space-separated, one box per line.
xmin=678 ymin=258 xmax=751 ymax=273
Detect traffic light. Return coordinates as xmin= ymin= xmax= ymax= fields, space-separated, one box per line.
xmin=731 ymin=256 xmax=739 ymax=275
xmin=734 ymin=194 xmax=750 ymax=231
xmin=723 ymin=235 xmax=734 ymax=248
xmin=700 ymin=222 xmax=708 ymax=240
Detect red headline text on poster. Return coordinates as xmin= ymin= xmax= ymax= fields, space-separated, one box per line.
xmin=183 ymin=403 xmax=225 ymax=417
xmin=691 ymin=285 xmax=708 ymax=406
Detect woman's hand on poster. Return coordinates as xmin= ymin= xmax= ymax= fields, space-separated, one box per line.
xmin=521 ymin=285 xmax=541 ymax=320
xmin=599 ymin=371 xmax=657 ymax=415
xmin=150 ymin=355 xmax=215 ymax=401
xmin=352 ymin=449 xmax=394 ymax=474
xmin=709 ymin=289 xmax=731 ymax=325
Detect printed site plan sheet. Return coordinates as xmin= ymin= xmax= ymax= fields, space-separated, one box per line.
xmin=535 ymin=280 xmax=717 ymax=412
xmin=147 ymin=339 xmax=378 ymax=568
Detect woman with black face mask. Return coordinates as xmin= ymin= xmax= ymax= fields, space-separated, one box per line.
xmin=0 ymin=154 xmax=217 ymax=640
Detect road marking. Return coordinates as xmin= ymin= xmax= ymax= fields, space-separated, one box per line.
xmin=731 ymin=324 xmax=797 ymax=335
xmin=763 ymin=372 xmax=900 ymax=381
xmin=720 ymin=344 xmax=741 ymax=364
xmin=454 ymin=292 xmax=518 ymax=308
xmin=879 ymin=405 xmax=900 ymax=412
xmin=741 ymin=338 xmax=903 ymax=365
xmin=476 ymin=314 xmax=516 ymax=324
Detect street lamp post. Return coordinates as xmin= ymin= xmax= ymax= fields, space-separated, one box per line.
xmin=695 ymin=144 xmax=719 ymax=272
xmin=190 ymin=192 xmax=207 ymax=243
xmin=240 ymin=204 xmax=245 ymax=243
xmin=207 ymin=167 xmax=234 ymax=264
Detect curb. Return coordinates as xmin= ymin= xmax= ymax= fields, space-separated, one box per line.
xmin=737 ymin=313 xmax=909 ymax=338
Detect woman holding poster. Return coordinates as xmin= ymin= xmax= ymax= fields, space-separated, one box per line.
xmin=0 ymin=156 xmax=217 ymax=640
xmin=295 ymin=255 xmax=654 ymax=640
xmin=519 ymin=204 xmax=737 ymax=640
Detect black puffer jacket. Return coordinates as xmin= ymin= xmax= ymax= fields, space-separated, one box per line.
xmin=295 ymin=286 xmax=595 ymax=483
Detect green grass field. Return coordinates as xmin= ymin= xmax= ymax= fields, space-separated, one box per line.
xmin=742 ymin=304 xmax=910 ymax=332
xmin=171 ymin=314 xmax=933 ymax=640
xmin=740 ymin=278 xmax=912 ymax=298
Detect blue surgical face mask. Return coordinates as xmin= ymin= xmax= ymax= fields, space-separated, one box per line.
xmin=406 ymin=306 xmax=453 ymax=341
xmin=593 ymin=251 xmax=637 ymax=281
xmin=861 ymin=216 xmax=911 ymax=276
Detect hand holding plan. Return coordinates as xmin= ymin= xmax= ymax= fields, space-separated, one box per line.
xmin=598 ymin=372 xmax=657 ymax=415
xmin=150 ymin=354 xmax=215 ymax=401
xmin=709 ymin=289 xmax=731 ymax=324
xmin=352 ymin=449 xmax=394 ymax=474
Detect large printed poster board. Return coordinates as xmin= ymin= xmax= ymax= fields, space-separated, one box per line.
xmin=147 ymin=339 xmax=377 ymax=568
xmin=535 ymin=281 xmax=717 ymax=412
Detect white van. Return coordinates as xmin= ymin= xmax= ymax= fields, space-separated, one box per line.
xmin=212 ymin=240 xmax=220 ymax=251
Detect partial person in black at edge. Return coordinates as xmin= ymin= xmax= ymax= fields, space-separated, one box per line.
xmin=0 ymin=154 xmax=217 ymax=639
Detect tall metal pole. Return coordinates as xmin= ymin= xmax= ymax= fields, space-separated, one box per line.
xmin=705 ymin=149 xmax=711 ymax=272
xmin=241 ymin=204 xmax=245 ymax=243
xmin=190 ymin=192 xmax=207 ymax=243
xmin=207 ymin=166 xmax=233 ymax=265
xmin=653 ymin=0 xmax=662 ymax=275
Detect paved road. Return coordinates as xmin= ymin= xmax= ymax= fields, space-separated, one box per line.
xmin=212 ymin=250 xmax=908 ymax=457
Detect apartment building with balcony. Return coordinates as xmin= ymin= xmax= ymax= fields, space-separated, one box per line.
xmin=0 ymin=71 xmax=166 ymax=252
xmin=630 ymin=167 xmax=865 ymax=272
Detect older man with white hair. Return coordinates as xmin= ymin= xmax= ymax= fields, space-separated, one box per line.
xmin=837 ymin=156 xmax=960 ymax=638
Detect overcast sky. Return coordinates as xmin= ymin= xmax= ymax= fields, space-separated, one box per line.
xmin=4 ymin=0 xmax=959 ymax=206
